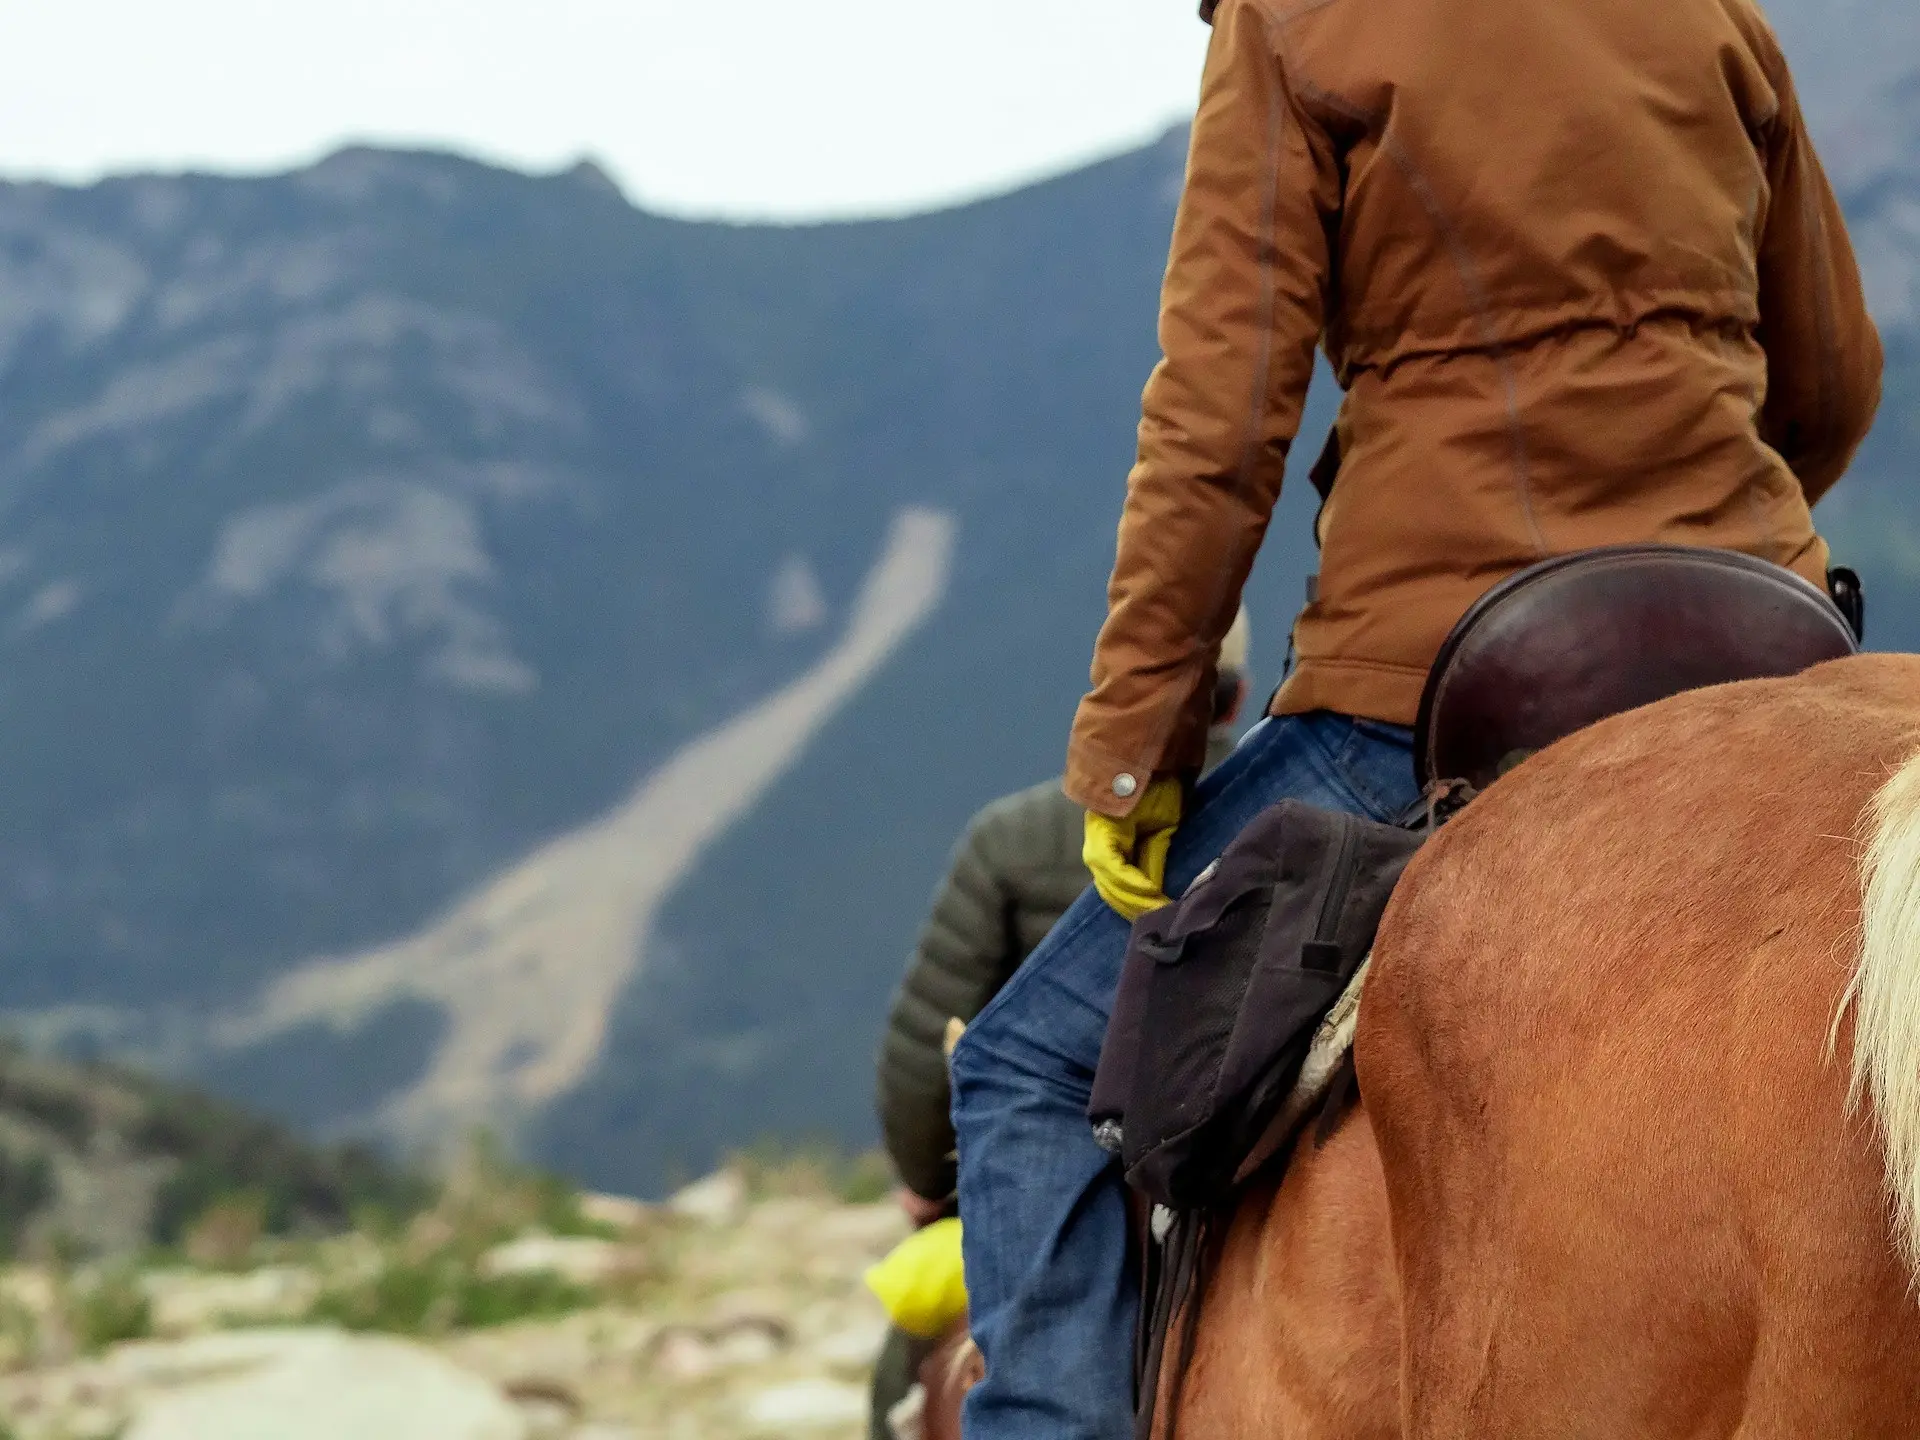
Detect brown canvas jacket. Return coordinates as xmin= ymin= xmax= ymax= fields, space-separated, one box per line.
xmin=1068 ymin=0 xmax=1881 ymax=816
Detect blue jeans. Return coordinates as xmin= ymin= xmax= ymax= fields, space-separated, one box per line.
xmin=949 ymin=711 xmax=1421 ymax=1439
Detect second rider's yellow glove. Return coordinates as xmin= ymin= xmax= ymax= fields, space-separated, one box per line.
xmin=1083 ymin=777 xmax=1184 ymax=921
xmin=865 ymin=1217 xmax=968 ymax=1339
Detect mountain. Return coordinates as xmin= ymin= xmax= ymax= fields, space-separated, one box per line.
xmin=0 ymin=129 xmax=1328 ymax=1192
xmin=0 ymin=28 xmax=1915 ymax=1194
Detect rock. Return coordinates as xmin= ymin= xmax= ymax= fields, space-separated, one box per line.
xmin=707 ymin=1289 xmax=793 ymax=1334
xmin=142 ymin=1265 xmax=319 ymax=1334
xmin=439 ymin=1308 xmax=659 ymax=1383
xmin=744 ymin=1196 xmax=829 ymax=1241
xmin=743 ymin=1378 xmax=868 ymax=1431
xmin=502 ymin=1376 xmax=580 ymax=1437
xmin=810 ymin=1318 xmax=890 ymax=1373
xmin=66 ymin=1399 xmax=126 ymax=1437
xmin=812 ymin=1202 xmax=911 ymax=1254
xmin=182 ymin=1196 xmax=266 ymax=1268
xmin=709 ymin=1320 xmax=783 ymax=1368
xmin=478 ymin=1235 xmax=634 ymax=1287
xmin=122 ymin=1330 xmax=525 ymax=1440
xmin=576 ymin=1192 xmax=650 ymax=1231
xmin=106 ymin=1327 xmax=343 ymax=1387
xmin=0 ymin=1265 xmax=58 ymax=1316
xmin=668 ymin=1169 xmax=747 ymax=1226
xmin=646 ymin=1312 xmax=786 ymax=1380
xmin=887 ymin=1383 xmax=927 ymax=1440
xmin=649 ymin=1326 xmax=719 ymax=1382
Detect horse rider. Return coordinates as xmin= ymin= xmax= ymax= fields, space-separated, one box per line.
xmin=946 ymin=0 xmax=1882 ymax=1433
xmin=869 ymin=614 xmax=1251 ymax=1438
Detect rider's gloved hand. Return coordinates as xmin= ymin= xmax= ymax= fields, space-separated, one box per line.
xmin=1082 ymin=777 xmax=1183 ymax=920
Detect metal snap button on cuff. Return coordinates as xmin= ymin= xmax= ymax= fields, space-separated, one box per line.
xmin=1111 ymin=773 xmax=1138 ymax=799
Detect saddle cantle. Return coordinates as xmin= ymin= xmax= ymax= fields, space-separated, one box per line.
xmin=1414 ymin=545 xmax=1860 ymax=792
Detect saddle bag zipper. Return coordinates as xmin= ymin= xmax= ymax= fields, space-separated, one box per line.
xmin=1302 ymin=813 xmax=1358 ymax=972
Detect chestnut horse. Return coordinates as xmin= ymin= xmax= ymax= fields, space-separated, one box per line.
xmin=1175 ymin=652 xmax=1920 ymax=1436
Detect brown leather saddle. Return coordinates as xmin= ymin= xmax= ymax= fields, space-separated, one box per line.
xmin=1414 ymin=545 xmax=1861 ymax=793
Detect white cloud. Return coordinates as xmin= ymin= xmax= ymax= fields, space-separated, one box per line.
xmin=0 ymin=0 xmax=1212 ymax=221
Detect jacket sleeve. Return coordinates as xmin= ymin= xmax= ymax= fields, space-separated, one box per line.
xmin=875 ymin=813 xmax=1020 ymax=1203
xmin=1754 ymin=57 xmax=1882 ymax=507
xmin=1065 ymin=0 xmax=1340 ymax=816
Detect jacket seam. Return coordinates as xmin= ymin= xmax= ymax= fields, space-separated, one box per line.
xmin=1237 ymin=14 xmax=1287 ymax=499
xmin=1754 ymin=38 xmax=1839 ymax=477
xmin=1286 ymin=653 xmax=1430 ymax=679
xmin=1288 ymin=79 xmax=1548 ymax=559
xmin=1793 ymin=127 xmax=1840 ymax=474
xmin=1337 ymin=294 xmax=1762 ymax=360
xmin=1111 ymin=0 xmax=1336 ymax=780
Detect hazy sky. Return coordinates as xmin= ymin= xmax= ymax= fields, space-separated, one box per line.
xmin=0 ymin=0 xmax=1214 ymax=220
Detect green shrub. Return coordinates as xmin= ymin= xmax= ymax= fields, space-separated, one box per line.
xmin=0 ymin=1048 xmax=96 ymax=1148
xmin=305 ymin=1258 xmax=593 ymax=1335
xmin=73 ymin=1272 xmax=152 ymax=1353
xmin=530 ymin=1174 xmax=620 ymax=1240
xmin=143 ymin=1102 xmax=435 ymax=1247
xmin=0 ymin=1146 xmax=53 ymax=1257
xmin=732 ymin=1139 xmax=897 ymax=1204
xmin=836 ymin=1150 xmax=896 ymax=1205
xmin=424 ymin=1133 xmax=618 ymax=1253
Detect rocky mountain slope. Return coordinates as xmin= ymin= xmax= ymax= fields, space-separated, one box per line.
xmin=0 ymin=1040 xmax=423 ymax=1262
xmin=0 ymin=14 xmax=1915 ymax=1193
xmin=0 ymin=1157 xmax=902 ymax=1440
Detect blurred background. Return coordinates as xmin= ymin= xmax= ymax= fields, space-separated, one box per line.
xmin=0 ymin=0 xmax=1911 ymax=1433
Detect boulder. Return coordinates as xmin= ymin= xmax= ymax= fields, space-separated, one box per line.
xmin=811 ymin=1202 xmax=910 ymax=1254
xmin=141 ymin=1265 xmax=319 ymax=1334
xmin=667 ymin=1169 xmax=747 ymax=1226
xmin=124 ymin=1330 xmax=524 ymax=1440
xmin=743 ymin=1377 xmax=867 ymax=1431
xmin=576 ymin=1192 xmax=650 ymax=1231
xmin=478 ymin=1234 xmax=633 ymax=1287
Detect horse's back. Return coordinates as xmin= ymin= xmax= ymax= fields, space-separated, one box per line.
xmin=1362 ymin=653 xmax=1920 ymax=1437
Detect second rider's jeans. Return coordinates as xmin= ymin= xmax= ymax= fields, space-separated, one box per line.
xmin=949 ymin=710 xmax=1421 ymax=1440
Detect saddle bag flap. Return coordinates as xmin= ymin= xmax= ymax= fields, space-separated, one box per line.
xmin=1086 ymin=845 xmax=1274 ymax=1148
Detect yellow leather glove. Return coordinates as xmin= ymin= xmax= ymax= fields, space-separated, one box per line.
xmin=1083 ymin=777 xmax=1183 ymax=921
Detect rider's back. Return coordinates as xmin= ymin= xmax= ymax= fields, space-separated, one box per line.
xmin=1176 ymin=0 xmax=1880 ymax=730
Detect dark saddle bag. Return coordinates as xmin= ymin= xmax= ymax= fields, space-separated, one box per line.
xmin=1087 ymin=800 xmax=1424 ymax=1212
xmin=1087 ymin=798 xmax=1426 ymax=1440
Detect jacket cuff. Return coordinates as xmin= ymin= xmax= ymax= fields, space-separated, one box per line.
xmin=1065 ymin=702 xmax=1211 ymax=817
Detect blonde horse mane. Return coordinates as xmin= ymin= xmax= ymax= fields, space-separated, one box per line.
xmin=1850 ymin=745 xmax=1920 ymax=1274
